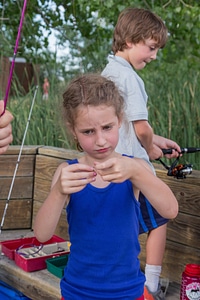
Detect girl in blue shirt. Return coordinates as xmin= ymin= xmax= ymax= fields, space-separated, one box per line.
xmin=34 ymin=74 xmax=178 ymax=300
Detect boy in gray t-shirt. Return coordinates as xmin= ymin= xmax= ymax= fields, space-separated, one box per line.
xmin=102 ymin=7 xmax=181 ymax=300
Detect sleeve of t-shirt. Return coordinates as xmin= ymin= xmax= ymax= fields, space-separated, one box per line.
xmin=122 ymin=72 xmax=148 ymax=122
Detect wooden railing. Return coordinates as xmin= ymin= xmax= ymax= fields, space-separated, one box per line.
xmin=0 ymin=145 xmax=200 ymax=284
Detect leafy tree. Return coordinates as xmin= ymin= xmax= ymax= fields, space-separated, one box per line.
xmin=0 ymin=0 xmax=199 ymax=72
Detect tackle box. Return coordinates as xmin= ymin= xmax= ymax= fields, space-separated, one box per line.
xmin=1 ymin=235 xmax=66 ymax=260
xmin=14 ymin=241 xmax=70 ymax=272
xmin=46 ymin=254 xmax=69 ymax=278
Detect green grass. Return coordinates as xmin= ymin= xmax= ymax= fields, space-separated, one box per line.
xmin=6 ymin=65 xmax=200 ymax=170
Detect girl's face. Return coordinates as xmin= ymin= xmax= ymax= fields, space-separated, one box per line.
xmin=73 ymin=104 xmax=122 ymax=161
xmin=126 ymin=38 xmax=159 ymax=70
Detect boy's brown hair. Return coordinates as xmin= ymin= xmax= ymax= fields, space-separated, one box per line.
xmin=112 ymin=7 xmax=168 ymax=54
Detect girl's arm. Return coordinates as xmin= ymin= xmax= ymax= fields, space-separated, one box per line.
xmin=94 ymin=156 xmax=178 ymax=219
xmin=34 ymin=162 xmax=96 ymax=242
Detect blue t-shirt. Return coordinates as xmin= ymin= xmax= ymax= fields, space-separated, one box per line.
xmin=60 ymin=158 xmax=145 ymax=299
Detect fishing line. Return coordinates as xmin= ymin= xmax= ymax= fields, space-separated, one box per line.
xmin=0 ymin=86 xmax=38 ymax=233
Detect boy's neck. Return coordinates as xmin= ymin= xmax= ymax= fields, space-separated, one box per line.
xmin=115 ymin=51 xmax=129 ymax=61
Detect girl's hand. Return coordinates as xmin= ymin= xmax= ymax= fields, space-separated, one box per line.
xmin=94 ymin=156 xmax=135 ymax=183
xmin=54 ymin=163 xmax=97 ymax=194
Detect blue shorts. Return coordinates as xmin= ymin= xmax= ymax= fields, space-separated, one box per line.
xmin=139 ymin=193 xmax=169 ymax=234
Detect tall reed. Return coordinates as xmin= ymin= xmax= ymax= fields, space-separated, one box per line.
xmin=6 ymin=65 xmax=200 ymax=170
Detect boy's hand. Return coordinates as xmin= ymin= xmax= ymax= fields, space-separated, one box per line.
xmin=153 ymin=134 xmax=181 ymax=159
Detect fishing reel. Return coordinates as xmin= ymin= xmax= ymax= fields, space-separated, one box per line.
xmin=166 ymin=161 xmax=193 ymax=179
xmin=158 ymin=147 xmax=200 ymax=179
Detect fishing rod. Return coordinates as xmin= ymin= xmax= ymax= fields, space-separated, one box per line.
xmin=158 ymin=147 xmax=200 ymax=179
xmin=0 ymin=86 xmax=38 ymax=234
xmin=162 ymin=147 xmax=200 ymax=155
xmin=0 ymin=0 xmax=28 ymax=117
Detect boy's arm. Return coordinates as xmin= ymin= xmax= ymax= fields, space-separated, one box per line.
xmin=133 ymin=120 xmax=163 ymax=160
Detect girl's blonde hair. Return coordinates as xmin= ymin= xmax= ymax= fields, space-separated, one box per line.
xmin=112 ymin=7 xmax=168 ymax=54
xmin=62 ymin=73 xmax=124 ymax=130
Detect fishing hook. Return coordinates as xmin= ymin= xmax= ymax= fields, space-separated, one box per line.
xmin=0 ymin=85 xmax=38 ymax=233
xmin=0 ymin=0 xmax=28 ymax=117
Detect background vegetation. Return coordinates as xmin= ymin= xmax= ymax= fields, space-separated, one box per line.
xmin=0 ymin=0 xmax=200 ymax=169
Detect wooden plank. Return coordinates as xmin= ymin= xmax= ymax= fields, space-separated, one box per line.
xmin=0 ymin=252 xmax=61 ymax=300
xmin=0 ymin=155 xmax=35 ymax=177
xmin=0 ymin=177 xmax=33 ymax=199
xmin=139 ymin=234 xmax=200 ymax=284
xmin=34 ymin=155 xmax=65 ymax=180
xmin=0 ymin=229 xmax=61 ymax=300
xmin=38 ymin=146 xmax=82 ymax=160
xmin=0 ymin=229 xmax=180 ymax=300
xmin=34 ymin=177 xmax=52 ymax=203
xmin=32 ymin=201 xmax=69 ymax=240
xmin=3 ymin=145 xmax=38 ymax=155
xmin=0 ymin=199 xmax=32 ymax=229
xmin=167 ymin=213 xmax=200 ymax=248
xmin=153 ymin=165 xmax=200 ymax=216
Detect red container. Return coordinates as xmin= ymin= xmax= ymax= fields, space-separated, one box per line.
xmin=1 ymin=235 xmax=66 ymax=260
xmin=15 ymin=241 xmax=70 ymax=272
xmin=180 ymin=264 xmax=200 ymax=300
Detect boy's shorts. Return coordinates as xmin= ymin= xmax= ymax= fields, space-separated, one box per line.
xmin=139 ymin=193 xmax=169 ymax=234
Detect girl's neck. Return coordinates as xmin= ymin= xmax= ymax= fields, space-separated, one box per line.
xmin=79 ymin=151 xmax=119 ymax=167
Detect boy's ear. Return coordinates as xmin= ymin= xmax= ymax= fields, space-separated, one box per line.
xmin=126 ymin=41 xmax=133 ymax=48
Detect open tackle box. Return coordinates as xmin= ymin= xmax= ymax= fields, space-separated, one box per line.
xmin=15 ymin=241 xmax=70 ymax=272
xmin=1 ymin=235 xmax=70 ymax=272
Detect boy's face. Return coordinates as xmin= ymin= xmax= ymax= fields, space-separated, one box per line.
xmin=126 ymin=39 xmax=159 ymax=70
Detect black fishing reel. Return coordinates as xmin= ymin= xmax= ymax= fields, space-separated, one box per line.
xmin=158 ymin=147 xmax=200 ymax=179
xmin=167 ymin=161 xmax=193 ymax=179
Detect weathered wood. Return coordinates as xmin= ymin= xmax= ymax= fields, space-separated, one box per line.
xmin=0 ymin=230 xmax=181 ymax=300
xmin=0 ymin=155 xmax=35 ymax=177
xmin=0 ymin=146 xmax=37 ymax=230
xmin=0 ymin=199 xmax=32 ymax=229
xmin=32 ymin=201 xmax=69 ymax=241
xmin=167 ymin=212 xmax=200 ymax=248
xmin=38 ymin=146 xmax=82 ymax=160
xmin=0 ymin=230 xmax=61 ymax=300
xmin=0 ymin=232 xmax=61 ymax=300
xmin=2 ymin=145 xmax=38 ymax=155
xmin=1 ymin=147 xmax=199 ymax=287
xmin=139 ymin=222 xmax=200 ymax=284
xmin=154 ymin=168 xmax=200 ymax=216
xmin=0 ymin=177 xmax=33 ymax=199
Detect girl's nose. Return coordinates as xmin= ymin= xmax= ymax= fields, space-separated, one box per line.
xmin=95 ymin=132 xmax=106 ymax=146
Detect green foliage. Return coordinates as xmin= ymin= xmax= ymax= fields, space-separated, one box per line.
xmin=1 ymin=0 xmax=200 ymax=171
xmin=7 ymin=64 xmax=200 ymax=170
xmin=1 ymin=1 xmax=199 ymax=69
xmin=7 ymin=83 xmax=75 ymax=150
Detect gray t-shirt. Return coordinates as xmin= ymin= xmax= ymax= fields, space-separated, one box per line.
xmin=102 ymin=55 xmax=154 ymax=171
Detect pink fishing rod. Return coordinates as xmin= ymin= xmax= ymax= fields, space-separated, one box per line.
xmin=0 ymin=0 xmax=28 ymax=117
